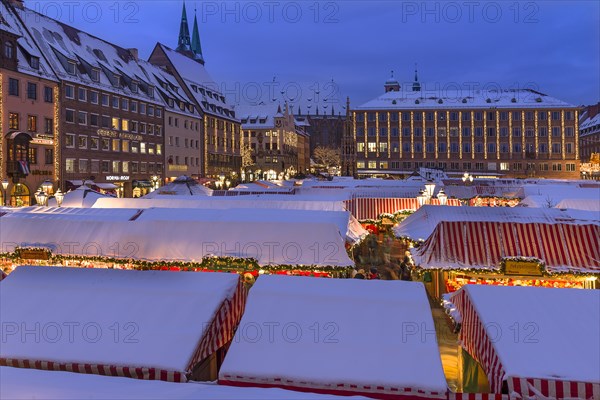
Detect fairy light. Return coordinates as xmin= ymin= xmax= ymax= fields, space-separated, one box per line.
xmin=387 ymin=111 xmax=391 ymax=158
xmin=534 ymin=110 xmax=539 ymax=157
xmin=422 ymin=111 xmax=426 ymax=159
xmin=363 ymin=112 xmax=367 ymax=157
xmin=561 ymin=110 xmax=565 ymax=160
xmin=375 ymin=112 xmax=379 ymax=158
xmin=521 ymin=111 xmax=525 ymax=160
xmin=223 ymin=121 xmax=227 ymax=153
xmin=352 ymin=112 xmax=356 ymax=141
xmin=398 ymin=112 xmax=403 ymax=159
xmin=508 ymin=111 xmax=513 ymax=161
xmin=459 ymin=111 xmax=463 ymax=160
xmin=496 ymin=110 xmax=500 ymax=160
xmin=204 ymin=117 xmax=208 ymax=175
xmin=410 ymin=111 xmax=414 ymax=159
xmin=575 ymin=110 xmax=579 ymax=160
xmin=547 ymin=111 xmax=551 ymax=160
xmin=483 ymin=112 xmax=487 ymax=160
xmin=446 ymin=111 xmax=450 ymax=159
xmin=0 ymin=72 xmax=4 ymax=180
xmin=471 ymin=111 xmax=475 ymax=160
xmin=54 ymin=85 xmax=60 ymax=187
xmin=434 ymin=111 xmax=438 ymax=160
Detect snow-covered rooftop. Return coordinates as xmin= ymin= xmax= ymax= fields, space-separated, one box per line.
xmin=395 ymin=205 xmax=599 ymax=241
xmin=0 ymin=267 xmax=240 ymax=375
xmin=451 ymin=285 xmax=600 ymax=384
xmin=355 ymin=89 xmax=575 ymax=110
xmin=235 ymin=103 xmax=282 ymax=129
xmin=0 ymin=367 xmax=362 ymax=400
xmin=220 ymin=275 xmax=448 ymax=398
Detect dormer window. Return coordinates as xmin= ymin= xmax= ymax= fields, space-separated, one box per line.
xmin=168 ymin=98 xmax=174 ymax=107
xmin=91 ymin=68 xmax=100 ymax=82
xmin=30 ymin=57 xmax=40 ymax=70
xmin=148 ymin=86 xmax=155 ymax=98
xmin=113 ymin=74 xmax=121 ymax=87
xmin=131 ymin=81 xmax=139 ymax=93
xmin=4 ymin=41 xmax=14 ymax=59
xmin=241 ymin=119 xmax=248 ymax=124
xmin=207 ymin=91 xmax=213 ymax=98
xmin=66 ymin=60 xmax=77 ymax=75
xmin=199 ymin=88 xmax=205 ymax=95
xmin=188 ymin=104 xmax=194 ymax=112
xmin=259 ymin=118 xmax=267 ymax=124
xmin=191 ymin=85 xmax=198 ymax=92
xmin=179 ymin=101 xmax=185 ymax=110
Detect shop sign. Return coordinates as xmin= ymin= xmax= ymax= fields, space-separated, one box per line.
xmin=106 ymin=175 xmax=130 ymax=181
xmin=19 ymin=249 xmax=51 ymax=260
xmin=31 ymin=134 xmax=54 ymax=145
xmin=97 ymin=129 xmax=142 ymax=141
xmin=504 ymin=260 xmax=543 ymax=276
xmin=97 ymin=129 xmax=118 ymax=138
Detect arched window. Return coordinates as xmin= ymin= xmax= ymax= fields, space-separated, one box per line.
xmin=4 ymin=41 xmax=14 ymax=59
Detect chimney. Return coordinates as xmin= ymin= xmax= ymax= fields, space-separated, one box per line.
xmin=128 ymin=48 xmax=139 ymax=60
xmin=8 ymin=0 xmax=25 ymax=9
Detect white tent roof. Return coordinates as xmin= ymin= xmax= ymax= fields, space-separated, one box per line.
xmin=219 ymin=276 xmax=448 ymax=398
xmin=0 ymin=367 xmax=360 ymax=400
xmin=555 ymin=198 xmax=600 ymax=212
xmin=47 ymin=186 xmax=110 ymax=208
xmin=0 ymin=267 xmax=240 ymax=373
xmin=451 ymin=285 xmax=600 ymax=384
xmin=144 ymin=176 xmax=212 ymax=198
xmin=0 ymin=217 xmax=353 ymax=267
xmin=394 ymin=205 xmax=600 ymax=241
xmin=519 ymin=183 xmax=600 ymax=207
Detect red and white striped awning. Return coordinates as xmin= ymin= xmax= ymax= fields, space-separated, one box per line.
xmin=413 ymin=221 xmax=600 ymax=274
xmin=345 ymin=197 xmax=461 ymax=221
xmin=451 ymin=288 xmax=600 ymax=399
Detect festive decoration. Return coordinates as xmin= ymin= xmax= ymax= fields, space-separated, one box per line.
xmin=359 ymin=210 xmax=414 ymax=229
xmin=0 ymin=247 xmax=353 ymax=279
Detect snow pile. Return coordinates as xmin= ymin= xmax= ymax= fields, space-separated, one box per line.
xmin=0 ymin=367 xmax=363 ymax=400
xmin=220 ymin=275 xmax=448 ymax=398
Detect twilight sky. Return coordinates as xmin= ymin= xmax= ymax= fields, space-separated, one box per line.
xmin=23 ymin=0 xmax=600 ymax=109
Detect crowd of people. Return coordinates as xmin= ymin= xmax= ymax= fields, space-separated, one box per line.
xmin=352 ymin=232 xmax=414 ymax=281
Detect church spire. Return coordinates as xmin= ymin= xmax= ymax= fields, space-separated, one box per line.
xmin=176 ymin=2 xmax=192 ymax=53
xmin=412 ymin=63 xmax=421 ymax=92
xmin=191 ymin=6 xmax=205 ymax=64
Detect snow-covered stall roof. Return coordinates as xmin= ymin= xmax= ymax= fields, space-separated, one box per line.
xmin=395 ymin=205 xmax=600 ymax=241
xmin=1 ymin=206 xmax=140 ymax=221
xmin=555 ymin=198 xmax=600 ymax=212
xmin=143 ymin=176 xmax=212 ymax=198
xmin=519 ymin=182 xmax=600 ymax=208
xmin=411 ymin=220 xmax=600 ymax=274
xmin=0 ymin=367 xmax=362 ymax=400
xmin=450 ymin=285 xmax=600 ymax=398
xmin=0 ymin=217 xmax=353 ymax=267
xmin=0 ymin=267 xmax=244 ymax=382
xmin=219 ymin=276 xmax=448 ymax=399
xmin=46 ymin=186 xmax=112 ymax=208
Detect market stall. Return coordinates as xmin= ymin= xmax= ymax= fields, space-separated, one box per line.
xmin=449 ymin=285 xmax=600 ymax=398
xmin=0 ymin=267 xmax=246 ymax=382
xmin=219 ymin=275 xmax=449 ymax=399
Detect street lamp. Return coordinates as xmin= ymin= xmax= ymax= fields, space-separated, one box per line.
xmin=54 ymin=189 xmax=64 ymax=207
xmin=437 ymin=188 xmax=448 ymax=206
xmin=462 ymin=172 xmax=473 ymax=184
xmin=417 ymin=189 xmax=427 ymax=207
xmin=424 ymin=180 xmax=436 ymax=201
xmin=225 ymin=179 xmax=231 ymax=189
xmin=41 ymin=179 xmax=53 ymax=194
xmin=34 ymin=188 xmax=48 ymax=206
xmin=1 ymin=179 xmax=8 ymax=207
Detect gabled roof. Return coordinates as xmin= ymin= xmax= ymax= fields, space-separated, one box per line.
xmin=156 ymin=43 xmax=237 ymax=121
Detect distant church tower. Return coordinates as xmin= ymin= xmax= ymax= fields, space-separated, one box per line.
xmin=412 ymin=65 xmax=421 ymax=92
xmin=341 ymin=97 xmax=357 ymax=177
xmin=384 ymin=70 xmax=400 ymax=93
xmin=176 ymin=2 xmax=205 ymax=64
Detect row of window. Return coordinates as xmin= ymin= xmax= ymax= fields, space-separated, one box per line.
xmin=64 ymin=85 xmax=162 ymax=117
xmin=167 ymin=116 xmax=200 ymax=131
xmin=8 ymin=78 xmax=54 ymax=102
xmin=170 ymin=156 xmax=201 ymax=167
xmin=64 ymin=134 xmax=162 ymax=155
xmin=357 ymin=141 xmax=575 ymax=154
xmin=62 ymin=62 xmax=154 ymax=98
xmin=23 ymin=148 xmax=54 ymax=165
xmin=357 ymin=126 xmax=575 ymax=137
xmin=357 ymin=161 xmax=577 ymax=172
xmin=64 ymin=109 xmax=162 ymax=136
xmin=7 ymin=112 xmax=53 ymax=134
xmin=65 ymin=159 xmax=163 ymax=175
xmin=166 ymin=136 xmax=200 ymax=149
xmin=356 ymin=110 xmax=575 ymax=122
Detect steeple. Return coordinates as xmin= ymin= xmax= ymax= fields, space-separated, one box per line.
xmin=412 ymin=64 xmax=421 ymax=92
xmin=191 ymin=7 xmax=205 ymax=64
xmin=176 ymin=2 xmax=192 ymax=53
xmin=384 ymin=70 xmax=400 ymax=93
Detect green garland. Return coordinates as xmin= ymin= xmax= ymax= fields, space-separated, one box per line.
xmin=0 ymin=247 xmax=353 ymax=278
xmin=360 ymin=210 xmax=414 ymax=228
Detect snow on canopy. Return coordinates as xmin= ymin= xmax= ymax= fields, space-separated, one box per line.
xmin=411 ymin=219 xmax=600 ymax=274
xmin=143 ymin=176 xmax=212 ymax=198
xmin=219 ymin=276 xmax=448 ymax=399
xmin=0 ymin=367 xmax=362 ymax=400
xmin=519 ymin=182 xmax=600 ymax=208
xmin=0 ymin=267 xmax=244 ymax=382
xmin=450 ymin=285 xmax=600 ymax=398
xmin=394 ymin=205 xmax=599 ymax=242
xmin=555 ymin=198 xmax=600 ymax=212
xmin=46 ymin=186 xmax=112 ymax=208
xmin=0 ymin=214 xmax=353 ymax=267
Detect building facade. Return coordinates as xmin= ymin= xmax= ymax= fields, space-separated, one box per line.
xmin=579 ymin=102 xmax=600 ymax=180
xmin=149 ymin=4 xmax=240 ymax=179
xmin=350 ymin=77 xmax=580 ymax=179
xmin=237 ymin=103 xmax=308 ymax=180
xmin=1 ymin=0 xmax=59 ymax=206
